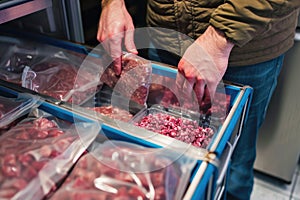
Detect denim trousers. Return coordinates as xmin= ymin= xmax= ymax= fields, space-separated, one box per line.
xmin=223 ymin=55 xmax=284 ymax=200
xmin=148 ymin=48 xmax=285 ymax=200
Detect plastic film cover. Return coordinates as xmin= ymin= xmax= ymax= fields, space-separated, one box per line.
xmin=50 ymin=140 xmax=196 ymax=200
xmin=0 ymin=108 xmax=99 ymax=200
xmin=100 ymin=52 xmax=152 ymax=106
xmin=21 ymin=51 xmax=102 ymax=105
xmin=0 ymin=93 xmax=40 ymax=135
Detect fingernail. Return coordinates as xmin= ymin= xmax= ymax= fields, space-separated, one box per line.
xmin=129 ymin=49 xmax=138 ymax=54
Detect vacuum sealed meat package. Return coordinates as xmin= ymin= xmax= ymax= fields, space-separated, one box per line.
xmin=0 ymin=108 xmax=99 ymax=200
xmin=50 ymin=140 xmax=196 ymax=200
xmin=87 ymin=105 xmax=133 ymax=122
xmin=22 ymin=51 xmax=102 ymax=105
xmin=0 ymin=43 xmax=38 ymax=85
xmin=0 ymin=37 xmax=67 ymax=85
xmin=0 ymin=94 xmax=40 ymax=135
xmin=100 ymin=52 xmax=152 ymax=106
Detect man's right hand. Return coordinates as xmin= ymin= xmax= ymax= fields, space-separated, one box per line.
xmin=97 ymin=0 xmax=138 ymax=75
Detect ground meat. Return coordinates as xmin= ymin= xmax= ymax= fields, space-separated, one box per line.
xmin=135 ymin=112 xmax=215 ymax=148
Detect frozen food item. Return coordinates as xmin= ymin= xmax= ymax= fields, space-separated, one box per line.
xmin=50 ymin=140 xmax=196 ymax=200
xmin=0 ymin=109 xmax=99 ymax=200
xmin=88 ymin=105 xmax=133 ymax=122
xmin=0 ymin=96 xmax=23 ymax=119
xmin=0 ymin=94 xmax=40 ymax=135
xmin=148 ymin=82 xmax=231 ymax=121
xmin=100 ymin=52 xmax=152 ymax=106
xmin=135 ymin=112 xmax=215 ymax=148
xmin=0 ymin=44 xmax=38 ymax=85
xmin=133 ymin=105 xmax=217 ymax=148
xmin=22 ymin=52 xmax=101 ymax=105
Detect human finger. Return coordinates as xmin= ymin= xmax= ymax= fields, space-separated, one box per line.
xmin=193 ymin=78 xmax=206 ymax=106
xmin=124 ymin=29 xmax=138 ymax=54
xmin=109 ymin=34 xmax=123 ymax=75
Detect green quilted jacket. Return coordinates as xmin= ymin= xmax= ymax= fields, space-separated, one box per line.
xmin=146 ymin=0 xmax=300 ymax=66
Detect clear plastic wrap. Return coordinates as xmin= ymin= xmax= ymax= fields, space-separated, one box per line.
xmin=147 ymin=76 xmax=231 ymax=122
xmin=87 ymin=105 xmax=133 ymax=122
xmin=132 ymin=105 xmax=218 ymax=149
xmin=0 ymin=108 xmax=99 ymax=200
xmin=0 ymin=43 xmax=38 ymax=85
xmin=0 ymin=93 xmax=40 ymax=135
xmin=0 ymin=37 xmax=68 ymax=85
xmin=22 ymin=51 xmax=101 ymax=105
xmin=100 ymin=52 xmax=152 ymax=106
xmin=50 ymin=140 xmax=196 ymax=200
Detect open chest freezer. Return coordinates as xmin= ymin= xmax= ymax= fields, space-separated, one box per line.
xmin=0 ymin=30 xmax=253 ymax=200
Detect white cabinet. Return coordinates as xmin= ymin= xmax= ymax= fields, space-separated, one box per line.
xmin=254 ymin=33 xmax=300 ymax=183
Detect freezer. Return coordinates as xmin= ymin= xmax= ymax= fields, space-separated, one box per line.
xmin=0 ymin=30 xmax=253 ymax=200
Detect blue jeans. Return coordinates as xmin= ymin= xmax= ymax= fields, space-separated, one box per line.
xmin=148 ymin=48 xmax=285 ymax=200
xmin=223 ymin=55 xmax=284 ymax=200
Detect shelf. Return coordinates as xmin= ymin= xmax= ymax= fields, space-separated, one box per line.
xmin=0 ymin=0 xmax=52 ymax=24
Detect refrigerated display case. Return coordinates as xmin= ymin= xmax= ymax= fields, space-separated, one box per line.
xmin=0 ymin=31 xmax=252 ymax=199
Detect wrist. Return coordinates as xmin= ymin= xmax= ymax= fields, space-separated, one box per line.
xmin=101 ymin=0 xmax=124 ymax=8
xmin=197 ymin=25 xmax=234 ymax=57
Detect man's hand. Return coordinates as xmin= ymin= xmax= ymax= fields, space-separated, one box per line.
xmin=97 ymin=0 xmax=138 ymax=75
xmin=176 ymin=26 xmax=234 ymax=108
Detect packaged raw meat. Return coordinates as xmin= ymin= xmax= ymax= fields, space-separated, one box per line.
xmin=50 ymin=140 xmax=196 ymax=200
xmin=0 ymin=43 xmax=38 ymax=85
xmin=0 ymin=108 xmax=99 ymax=200
xmin=147 ymin=75 xmax=231 ymax=122
xmin=87 ymin=105 xmax=133 ymax=122
xmin=22 ymin=51 xmax=102 ymax=105
xmin=0 ymin=37 xmax=66 ymax=85
xmin=100 ymin=52 xmax=152 ymax=106
xmin=0 ymin=93 xmax=40 ymax=135
xmin=132 ymin=105 xmax=218 ymax=149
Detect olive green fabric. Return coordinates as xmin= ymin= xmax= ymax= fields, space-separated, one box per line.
xmin=146 ymin=0 xmax=300 ymax=66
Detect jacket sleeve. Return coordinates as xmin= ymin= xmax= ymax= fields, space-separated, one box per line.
xmin=209 ymin=0 xmax=300 ymax=47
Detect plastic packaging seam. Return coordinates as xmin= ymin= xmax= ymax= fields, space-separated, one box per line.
xmin=0 ymin=93 xmax=41 ymax=128
xmin=8 ymin=118 xmax=100 ymax=200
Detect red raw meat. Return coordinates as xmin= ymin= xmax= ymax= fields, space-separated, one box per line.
xmin=88 ymin=105 xmax=133 ymax=122
xmin=135 ymin=112 xmax=215 ymax=148
xmin=0 ymin=117 xmax=75 ymax=199
xmin=25 ymin=59 xmax=98 ymax=104
xmin=50 ymin=145 xmax=181 ymax=200
xmin=100 ymin=54 xmax=151 ymax=105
